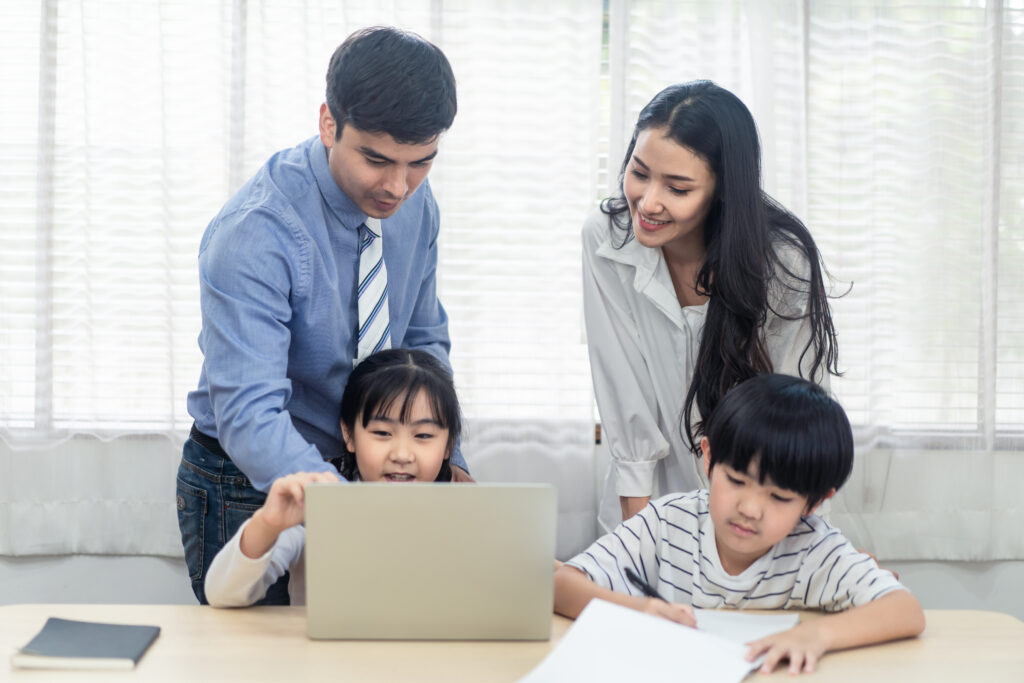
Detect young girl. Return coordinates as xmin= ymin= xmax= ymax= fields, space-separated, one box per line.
xmin=204 ymin=348 xmax=462 ymax=607
xmin=554 ymin=374 xmax=925 ymax=675
xmin=583 ymin=81 xmax=839 ymax=531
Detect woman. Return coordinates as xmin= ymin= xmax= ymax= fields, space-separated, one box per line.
xmin=583 ymin=81 xmax=838 ymax=532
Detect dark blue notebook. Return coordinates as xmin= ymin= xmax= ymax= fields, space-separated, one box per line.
xmin=11 ymin=617 xmax=160 ymax=670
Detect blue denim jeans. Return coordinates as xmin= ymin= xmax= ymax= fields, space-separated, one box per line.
xmin=175 ymin=429 xmax=290 ymax=605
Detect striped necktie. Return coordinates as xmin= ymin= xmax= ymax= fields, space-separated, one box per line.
xmin=355 ymin=217 xmax=391 ymax=363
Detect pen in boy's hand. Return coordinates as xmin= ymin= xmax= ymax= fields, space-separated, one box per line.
xmin=625 ymin=567 xmax=668 ymax=602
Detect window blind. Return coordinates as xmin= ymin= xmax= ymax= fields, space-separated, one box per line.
xmin=0 ymin=0 xmax=600 ymax=443
xmin=0 ymin=0 xmax=601 ymax=558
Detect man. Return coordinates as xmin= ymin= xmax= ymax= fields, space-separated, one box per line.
xmin=176 ymin=26 xmax=469 ymax=604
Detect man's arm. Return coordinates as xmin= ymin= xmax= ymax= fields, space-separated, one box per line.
xmin=199 ymin=208 xmax=338 ymax=490
xmin=745 ymin=590 xmax=925 ymax=675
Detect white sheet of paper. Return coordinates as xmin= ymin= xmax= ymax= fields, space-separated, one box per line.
xmin=519 ymin=600 xmax=755 ymax=683
xmin=694 ymin=608 xmax=799 ymax=645
xmin=692 ymin=608 xmax=800 ymax=671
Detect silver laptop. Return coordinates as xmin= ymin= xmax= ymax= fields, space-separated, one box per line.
xmin=304 ymin=482 xmax=557 ymax=641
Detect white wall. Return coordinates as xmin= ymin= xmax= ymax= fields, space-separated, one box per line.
xmin=0 ymin=555 xmax=195 ymax=605
xmin=886 ymin=560 xmax=1024 ymax=620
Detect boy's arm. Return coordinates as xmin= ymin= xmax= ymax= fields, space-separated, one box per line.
xmin=554 ymin=565 xmax=695 ymax=626
xmin=746 ymin=590 xmax=925 ymax=675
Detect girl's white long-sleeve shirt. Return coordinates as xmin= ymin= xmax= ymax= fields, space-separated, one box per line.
xmin=582 ymin=208 xmax=829 ymax=533
xmin=205 ymin=518 xmax=307 ymax=606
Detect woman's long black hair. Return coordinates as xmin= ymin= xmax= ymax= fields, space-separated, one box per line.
xmin=602 ymin=81 xmax=839 ymax=452
xmin=335 ymin=348 xmax=461 ymax=482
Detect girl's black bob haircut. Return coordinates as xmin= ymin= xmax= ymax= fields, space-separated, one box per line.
xmin=704 ymin=374 xmax=853 ymax=509
xmin=338 ymin=348 xmax=461 ymax=482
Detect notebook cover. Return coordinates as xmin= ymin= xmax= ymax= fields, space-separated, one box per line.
xmin=11 ymin=617 xmax=160 ymax=669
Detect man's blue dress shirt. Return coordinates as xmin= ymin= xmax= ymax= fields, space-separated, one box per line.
xmin=187 ymin=135 xmax=462 ymax=490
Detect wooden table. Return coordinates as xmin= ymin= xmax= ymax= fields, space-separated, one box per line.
xmin=3 ymin=604 xmax=1024 ymax=681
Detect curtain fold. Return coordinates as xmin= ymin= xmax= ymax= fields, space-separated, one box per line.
xmin=0 ymin=437 xmax=184 ymax=556
xmin=831 ymin=449 xmax=1024 ymax=561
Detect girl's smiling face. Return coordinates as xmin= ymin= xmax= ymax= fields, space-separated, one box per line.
xmin=624 ymin=126 xmax=717 ymax=252
xmin=342 ymin=389 xmax=450 ymax=483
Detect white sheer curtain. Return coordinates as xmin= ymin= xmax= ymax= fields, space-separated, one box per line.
xmin=2 ymin=0 xmax=1021 ymax=562
xmin=0 ymin=0 xmax=600 ymax=559
xmin=432 ymin=2 xmax=602 ymax=558
xmin=611 ymin=0 xmax=1024 ymax=560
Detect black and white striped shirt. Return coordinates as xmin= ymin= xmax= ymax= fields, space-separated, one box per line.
xmin=567 ymin=490 xmax=905 ymax=612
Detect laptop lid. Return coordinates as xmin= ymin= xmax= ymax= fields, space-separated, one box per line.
xmin=304 ymin=482 xmax=557 ymax=641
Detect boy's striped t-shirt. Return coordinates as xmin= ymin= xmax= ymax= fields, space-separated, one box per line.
xmin=566 ymin=489 xmax=905 ymax=612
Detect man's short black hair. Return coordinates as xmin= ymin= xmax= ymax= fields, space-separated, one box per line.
xmin=326 ymin=26 xmax=457 ymax=144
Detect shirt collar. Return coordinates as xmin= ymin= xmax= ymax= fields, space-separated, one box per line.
xmin=596 ymin=234 xmax=685 ymax=325
xmin=596 ymin=230 xmax=659 ymax=276
xmin=309 ymin=135 xmax=368 ymax=231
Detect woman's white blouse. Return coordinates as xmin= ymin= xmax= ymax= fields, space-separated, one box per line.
xmin=582 ymin=208 xmax=829 ymax=533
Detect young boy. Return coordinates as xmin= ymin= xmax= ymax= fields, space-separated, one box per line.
xmin=554 ymin=374 xmax=925 ymax=675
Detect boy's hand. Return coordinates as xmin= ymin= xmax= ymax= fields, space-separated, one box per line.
xmin=638 ymin=598 xmax=696 ymax=628
xmin=746 ymin=623 xmax=826 ymax=675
